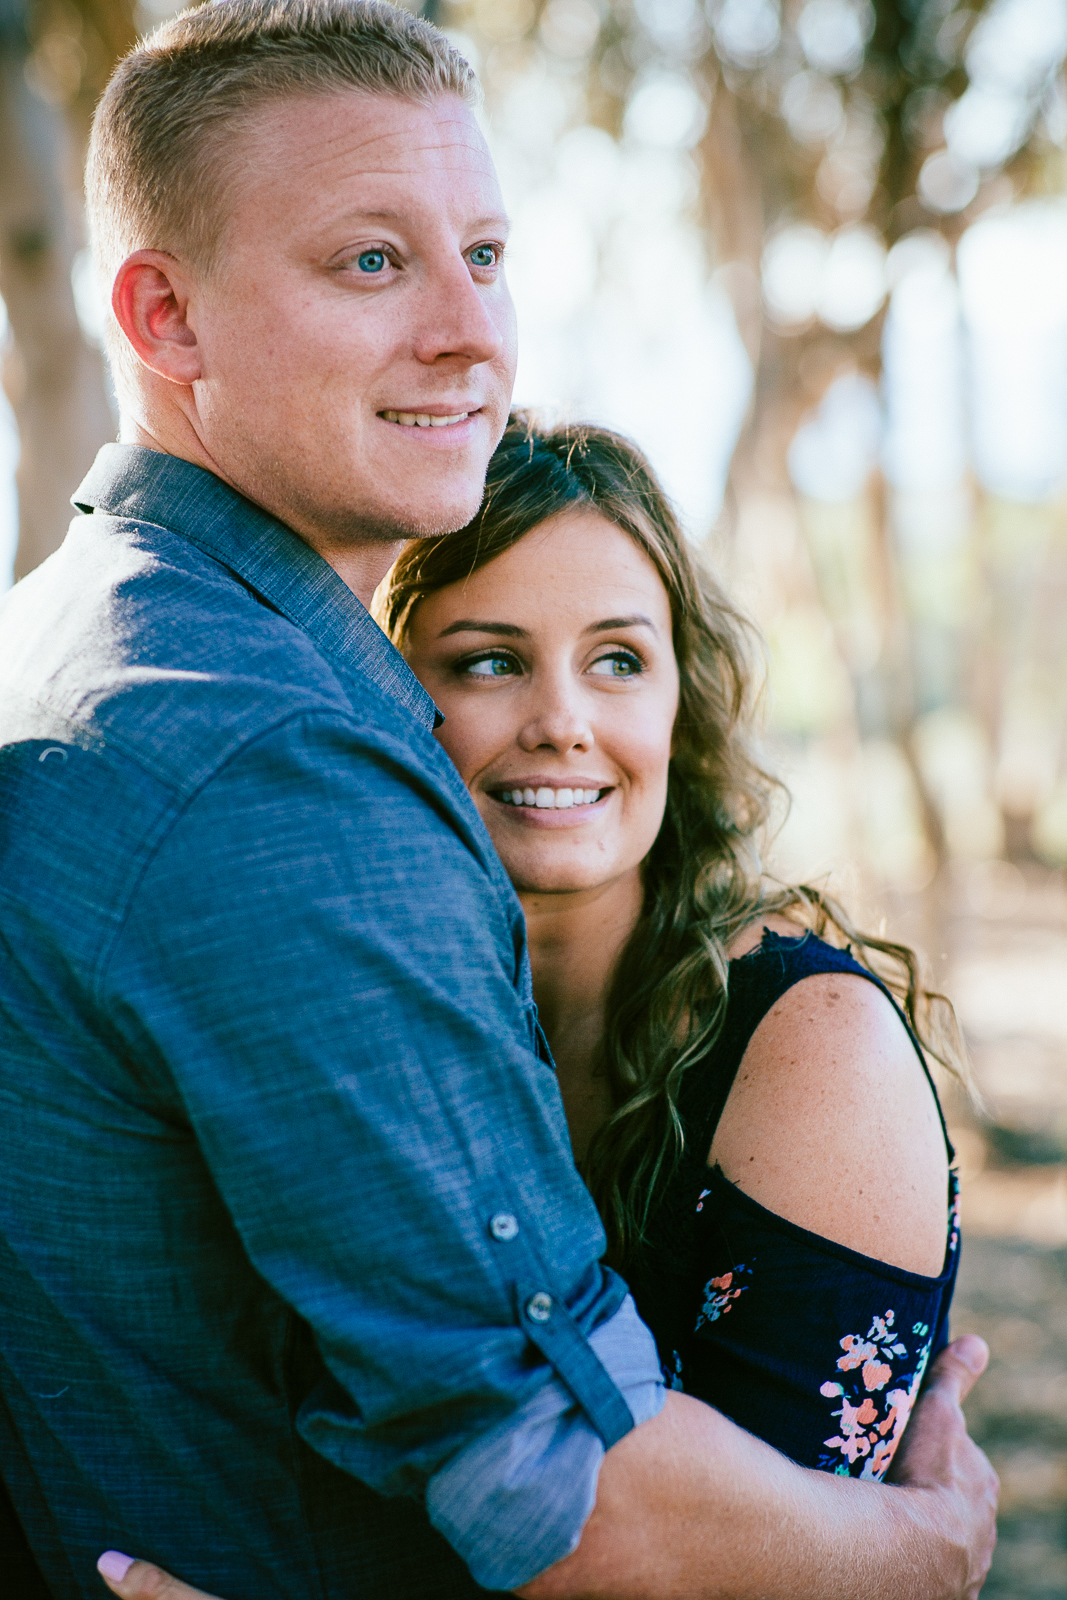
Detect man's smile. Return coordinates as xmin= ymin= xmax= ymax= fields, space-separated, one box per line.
xmin=380 ymin=408 xmax=474 ymax=427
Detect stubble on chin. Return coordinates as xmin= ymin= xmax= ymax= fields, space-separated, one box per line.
xmin=308 ymin=479 xmax=487 ymax=548
xmin=308 ymin=501 xmax=479 ymax=549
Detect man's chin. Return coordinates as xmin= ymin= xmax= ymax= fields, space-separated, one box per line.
xmin=372 ymin=445 xmax=494 ymax=542
xmin=350 ymin=491 xmax=485 ymax=545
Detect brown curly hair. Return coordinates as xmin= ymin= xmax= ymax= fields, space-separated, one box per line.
xmin=381 ymin=413 xmax=966 ymax=1263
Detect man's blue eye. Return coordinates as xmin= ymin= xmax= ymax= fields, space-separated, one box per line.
xmin=357 ymin=250 xmax=387 ymax=273
xmin=470 ymin=246 xmax=496 ymax=268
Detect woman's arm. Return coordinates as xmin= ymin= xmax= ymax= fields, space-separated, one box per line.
xmin=98 ymin=1337 xmax=997 ymax=1600
xmin=715 ymin=922 xmax=949 ymax=1275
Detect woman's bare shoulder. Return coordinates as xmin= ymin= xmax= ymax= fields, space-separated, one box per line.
xmin=710 ymin=963 xmax=949 ymax=1276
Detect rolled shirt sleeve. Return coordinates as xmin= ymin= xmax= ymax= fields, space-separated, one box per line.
xmin=103 ymin=709 xmax=665 ymax=1584
xmin=426 ymin=1294 xmax=665 ymax=1590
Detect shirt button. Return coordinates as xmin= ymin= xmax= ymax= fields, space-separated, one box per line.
xmin=526 ymin=1291 xmax=553 ymax=1324
xmin=489 ymin=1212 xmax=519 ymax=1242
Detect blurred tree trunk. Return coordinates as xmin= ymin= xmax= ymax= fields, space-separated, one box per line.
xmin=1 ymin=0 xmax=135 ymax=581
xmin=0 ymin=49 xmax=111 ymax=579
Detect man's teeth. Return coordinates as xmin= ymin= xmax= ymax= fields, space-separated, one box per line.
xmin=499 ymin=787 xmax=603 ymax=809
xmin=381 ymin=410 xmax=469 ymax=428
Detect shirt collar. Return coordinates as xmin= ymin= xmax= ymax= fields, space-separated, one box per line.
xmin=74 ymin=444 xmax=441 ymax=731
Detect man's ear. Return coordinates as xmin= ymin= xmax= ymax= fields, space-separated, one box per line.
xmin=112 ymin=250 xmax=202 ymax=386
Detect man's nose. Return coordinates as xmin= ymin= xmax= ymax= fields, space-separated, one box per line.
xmin=412 ymin=253 xmax=508 ymax=369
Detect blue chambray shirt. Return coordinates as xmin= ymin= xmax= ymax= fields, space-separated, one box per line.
xmin=0 ymin=446 xmax=664 ymax=1600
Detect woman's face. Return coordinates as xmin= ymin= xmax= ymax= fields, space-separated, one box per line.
xmin=403 ymin=510 xmax=680 ymax=896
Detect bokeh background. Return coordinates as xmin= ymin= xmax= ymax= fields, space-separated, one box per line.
xmin=2 ymin=0 xmax=1067 ymax=1590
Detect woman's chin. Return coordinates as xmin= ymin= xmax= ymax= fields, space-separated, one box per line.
xmin=494 ymin=850 xmax=628 ymax=900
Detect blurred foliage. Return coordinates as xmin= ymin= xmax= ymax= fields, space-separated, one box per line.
xmin=7 ymin=0 xmax=136 ymax=134
xmin=438 ymin=0 xmax=1067 ymax=372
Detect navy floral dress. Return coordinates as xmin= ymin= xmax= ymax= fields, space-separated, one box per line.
xmin=626 ymin=929 xmax=960 ymax=1481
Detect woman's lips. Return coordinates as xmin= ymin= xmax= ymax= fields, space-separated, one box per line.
xmin=497 ymin=785 xmax=605 ymax=810
xmin=486 ymin=784 xmax=613 ymax=826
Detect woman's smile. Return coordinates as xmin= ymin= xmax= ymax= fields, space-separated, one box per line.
xmin=488 ymin=779 xmax=613 ymax=825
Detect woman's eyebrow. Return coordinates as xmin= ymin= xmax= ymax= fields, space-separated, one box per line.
xmin=436 ymin=614 xmax=657 ymax=639
xmin=586 ymin=614 xmax=657 ymax=634
xmin=437 ymin=620 xmax=527 ymax=638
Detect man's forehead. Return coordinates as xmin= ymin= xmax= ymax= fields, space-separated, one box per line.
xmin=236 ymin=90 xmax=496 ymax=182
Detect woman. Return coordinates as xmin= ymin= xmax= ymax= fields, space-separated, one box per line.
xmin=382 ymin=414 xmax=962 ymax=1481
xmin=97 ymin=415 xmax=965 ymax=1595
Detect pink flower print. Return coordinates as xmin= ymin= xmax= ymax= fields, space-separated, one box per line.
xmin=948 ymin=1175 xmax=961 ymax=1253
xmin=861 ymin=1359 xmax=893 ymax=1392
xmin=876 ymin=1386 xmax=913 ymax=1440
xmin=820 ymin=1311 xmax=934 ymax=1479
xmin=694 ymin=1262 xmax=752 ymax=1330
xmin=837 ymin=1334 xmax=878 ymax=1372
xmin=858 ymin=1361 xmax=932 ymax=1482
xmin=824 ymin=1395 xmax=879 ymax=1464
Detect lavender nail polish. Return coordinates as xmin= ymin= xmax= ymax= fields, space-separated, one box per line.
xmin=97 ymin=1551 xmax=135 ymax=1584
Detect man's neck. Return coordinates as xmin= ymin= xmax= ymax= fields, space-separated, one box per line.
xmin=520 ymin=871 xmax=643 ymax=1163
xmin=119 ymin=414 xmax=403 ymax=608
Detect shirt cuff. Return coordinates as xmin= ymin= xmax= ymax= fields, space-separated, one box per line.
xmin=425 ymin=1293 xmax=665 ymax=1592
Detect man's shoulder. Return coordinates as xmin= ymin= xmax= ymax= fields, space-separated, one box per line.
xmin=0 ymin=508 xmax=402 ymax=792
xmin=0 ymin=510 xmax=510 ymax=989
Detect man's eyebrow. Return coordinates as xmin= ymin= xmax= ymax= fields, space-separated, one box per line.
xmin=585 ymin=614 xmax=657 ymax=633
xmin=339 ymin=209 xmax=511 ymax=231
xmin=437 ymin=620 xmax=526 ymax=638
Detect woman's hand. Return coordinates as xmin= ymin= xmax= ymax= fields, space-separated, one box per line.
xmin=97 ymin=1552 xmax=221 ymax=1600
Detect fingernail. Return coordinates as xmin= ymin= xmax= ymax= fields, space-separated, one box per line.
xmin=97 ymin=1551 xmax=135 ymax=1583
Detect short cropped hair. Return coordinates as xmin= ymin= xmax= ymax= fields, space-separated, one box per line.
xmin=86 ymin=0 xmax=476 ymax=388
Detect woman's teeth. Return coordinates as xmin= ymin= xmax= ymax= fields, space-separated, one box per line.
xmin=499 ymin=787 xmax=602 ymax=809
xmin=381 ymin=411 xmax=469 ymax=427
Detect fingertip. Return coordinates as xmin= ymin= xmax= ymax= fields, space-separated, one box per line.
xmin=951 ymin=1333 xmax=990 ymax=1377
xmin=98 ymin=1551 xmax=135 ymax=1586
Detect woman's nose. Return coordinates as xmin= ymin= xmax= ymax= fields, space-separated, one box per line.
xmin=517 ymin=680 xmax=593 ymax=753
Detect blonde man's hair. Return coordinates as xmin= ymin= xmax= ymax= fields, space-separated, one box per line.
xmin=86 ymin=0 xmax=477 ymax=392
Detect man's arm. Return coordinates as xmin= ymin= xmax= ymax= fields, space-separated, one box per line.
xmin=520 ymin=1336 xmax=997 ymax=1600
xmin=98 ymin=1338 xmax=997 ymax=1600
xmin=103 ymin=709 xmax=663 ymax=1590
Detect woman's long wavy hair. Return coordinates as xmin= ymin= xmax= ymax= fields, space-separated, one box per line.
xmin=381 ymin=413 xmax=967 ymax=1264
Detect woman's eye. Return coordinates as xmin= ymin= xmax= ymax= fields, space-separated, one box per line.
xmin=469 ymin=244 xmax=498 ymax=269
xmin=589 ymin=651 xmax=643 ymax=679
xmin=356 ymin=250 xmax=387 ymax=273
xmin=464 ymin=654 xmax=516 ymax=678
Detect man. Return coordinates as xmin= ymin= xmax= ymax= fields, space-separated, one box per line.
xmin=0 ymin=3 xmax=996 ymax=1597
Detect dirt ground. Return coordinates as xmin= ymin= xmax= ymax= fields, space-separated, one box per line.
xmin=903 ymin=862 xmax=1067 ymax=1596
xmin=956 ymin=1237 xmax=1067 ymax=1597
